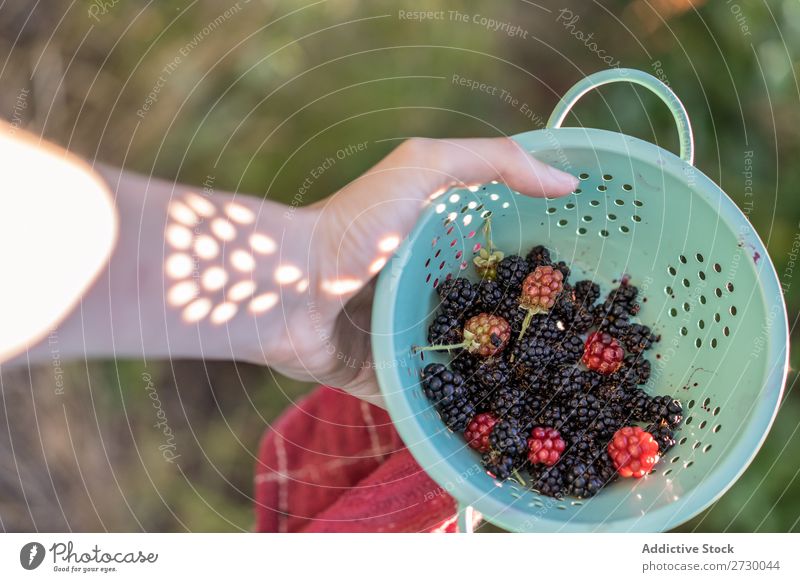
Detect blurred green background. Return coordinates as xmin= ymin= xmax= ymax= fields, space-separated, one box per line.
xmin=0 ymin=0 xmax=797 ymax=531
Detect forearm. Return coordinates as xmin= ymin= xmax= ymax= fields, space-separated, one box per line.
xmin=20 ymin=165 xmax=313 ymax=365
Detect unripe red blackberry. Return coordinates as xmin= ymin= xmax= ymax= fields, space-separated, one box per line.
xmin=582 ymin=331 xmax=624 ymax=374
xmin=517 ymin=265 xmax=564 ymax=339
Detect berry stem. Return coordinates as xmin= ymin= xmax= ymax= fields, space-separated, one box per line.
xmin=517 ymin=307 xmax=544 ymax=341
xmin=512 ymin=468 xmax=527 ymax=487
xmin=414 ymin=330 xmax=478 ymax=354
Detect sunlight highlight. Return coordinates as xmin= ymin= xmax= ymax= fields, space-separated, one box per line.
xmin=210 ymin=301 xmax=238 ymax=324
xmin=378 ymin=234 xmax=400 ymax=253
xmin=166 ymin=224 xmax=193 ymax=250
xmin=168 ymin=201 xmax=198 ymax=226
xmin=295 ymin=278 xmax=309 ymax=292
xmin=230 ymin=249 xmax=255 ymax=272
xmin=183 ymin=298 xmax=212 ymax=323
xmin=165 ymin=253 xmax=194 ymax=279
xmin=168 ymin=281 xmax=199 ymax=307
xmin=211 ymin=218 xmax=236 ymax=241
xmin=249 ymin=292 xmax=278 ymax=314
xmin=321 ymin=278 xmax=362 ymax=295
xmin=185 ymin=193 xmax=216 ymax=217
xmin=201 ymin=267 xmax=228 ymax=291
xmin=225 ymin=203 xmax=255 ymax=224
xmin=228 ymin=280 xmax=256 ymax=301
xmin=194 ymin=235 xmax=219 ymax=260
xmin=369 ymin=257 xmax=387 ymax=274
xmin=249 ymin=233 xmax=277 ymax=255
xmin=275 ymin=264 xmax=302 ymax=285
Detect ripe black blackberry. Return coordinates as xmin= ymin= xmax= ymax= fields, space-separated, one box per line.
xmin=563 ymin=458 xmax=604 ymax=498
xmin=593 ymin=301 xmax=630 ymax=335
xmin=450 ymin=352 xmax=478 ymax=378
xmin=496 ymin=294 xmax=526 ymax=333
xmin=547 ymin=366 xmax=587 ymax=399
xmin=490 ymin=384 xmax=524 ymax=420
xmin=592 ymin=451 xmax=619 ymax=485
xmin=564 ymin=430 xmax=600 ymax=461
xmin=476 ymin=279 xmax=505 ymax=312
xmin=647 ymin=422 xmax=677 ymax=453
xmin=618 ymin=353 xmax=652 ymax=386
xmin=566 ymin=306 xmax=595 ymax=334
xmin=436 ymin=278 xmax=478 ymax=316
xmin=427 ymin=313 xmax=462 ymax=345
xmin=621 ymin=323 xmax=658 ymax=354
xmin=605 ymin=283 xmax=639 ymax=312
xmin=530 ymin=465 xmax=566 ymax=498
xmin=553 ymin=334 xmax=585 ymax=365
xmin=473 ymin=357 xmax=513 ymax=389
xmin=553 ymin=283 xmax=577 ymax=320
xmin=537 ymin=403 xmax=566 ymax=430
xmin=566 ymin=393 xmax=603 ymax=428
xmin=439 ymin=397 xmax=475 ymax=432
xmin=525 ymin=244 xmax=551 ymax=267
xmin=421 ymin=363 xmax=466 ymax=407
xmin=482 ymin=452 xmax=518 ymax=480
xmin=495 ymin=255 xmax=531 ymax=290
xmin=511 ymin=334 xmax=555 ymax=372
xmin=574 ymin=280 xmax=601 ymax=306
xmin=526 ymin=313 xmax=566 ymax=343
xmin=489 ymin=419 xmax=528 ymax=457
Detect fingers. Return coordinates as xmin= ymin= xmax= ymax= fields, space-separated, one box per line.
xmin=390 ymin=137 xmax=579 ymax=199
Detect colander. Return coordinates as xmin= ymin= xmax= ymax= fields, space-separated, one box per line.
xmin=371 ymin=68 xmax=789 ymax=532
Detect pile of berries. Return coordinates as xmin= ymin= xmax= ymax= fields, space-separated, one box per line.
xmin=417 ymin=243 xmax=683 ymax=499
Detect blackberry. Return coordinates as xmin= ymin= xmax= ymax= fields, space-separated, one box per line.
xmin=567 ymin=394 xmax=603 ymax=428
xmin=566 ymin=306 xmax=595 ymax=334
xmin=574 ymin=280 xmax=601 ymax=306
xmin=482 ymin=452 xmax=518 ymax=480
xmin=563 ymin=459 xmax=604 ymax=498
xmin=526 ymin=313 xmax=566 ymax=343
xmin=421 ymin=363 xmax=466 ymax=407
xmin=496 ymin=255 xmax=531 ymax=290
xmin=548 ymin=366 xmax=587 ymax=399
xmin=586 ymin=409 xmax=622 ymax=442
xmin=630 ymin=392 xmax=679 ymax=424
xmin=476 ymin=279 xmax=505 ymax=312
xmin=473 ymin=357 xmax=513 ymax=389
xmin=605 ymin=283 xmax=639 ymax=312
xmin=427 ymin=313 xmax=462 ymax=345
xmin=526 ymin=244 xmax=552 ymax=267
xmin=496 ymin=294 xmax=526 ymax=334
xmin=593 ymin=301 xmax=630 ymax=335
xmin=618 ymin=353 xmax=652 ymax=386
xmin=489 ymin=419 xmax=528 ymax=457
xmin=592 ymin=452 xmax=618 ymax=485
xmin=554 ymin=261 xmax=571 ymax=279
xmin=537 ymin=403 xmax=566 ymax=430
xmin=564 ymin=430 xmax=600 ymax=461
xmin=647 ymin=422 xmax=677 ymax=453
xmin=552 ymin=283 xmax=577 ymax=320
xmin=664 ymin=398 xmax=683 ymax=427
xmin=437 ymin=278 xmax=478 ymax=316
xmin=490 ymin=384 xmax=525 ymax=421
xmin=553 ymin=334 xmax=585 ymax=365
xmin=450 ymin=352 xmax=478 ymax=378
xmin=530 ymin=465 xmax=566 ymax=498
xmin=512 ymin=334 xmax=555 ymax=372
xmin=621 ymin=323 xmax=658 ymax=354
xmin=439 ymin=397 xmax=475 ymax=432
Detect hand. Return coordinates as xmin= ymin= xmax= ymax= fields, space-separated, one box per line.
xmin=262 ymin=137 xmax=578 ymax=407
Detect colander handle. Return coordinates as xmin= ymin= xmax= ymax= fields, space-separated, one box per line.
xmin=547 ymin=68 xmax=695 ymax=165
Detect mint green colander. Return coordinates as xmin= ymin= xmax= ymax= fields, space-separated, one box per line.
xmin=372 ymin=69 xmax=789 ymax=532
